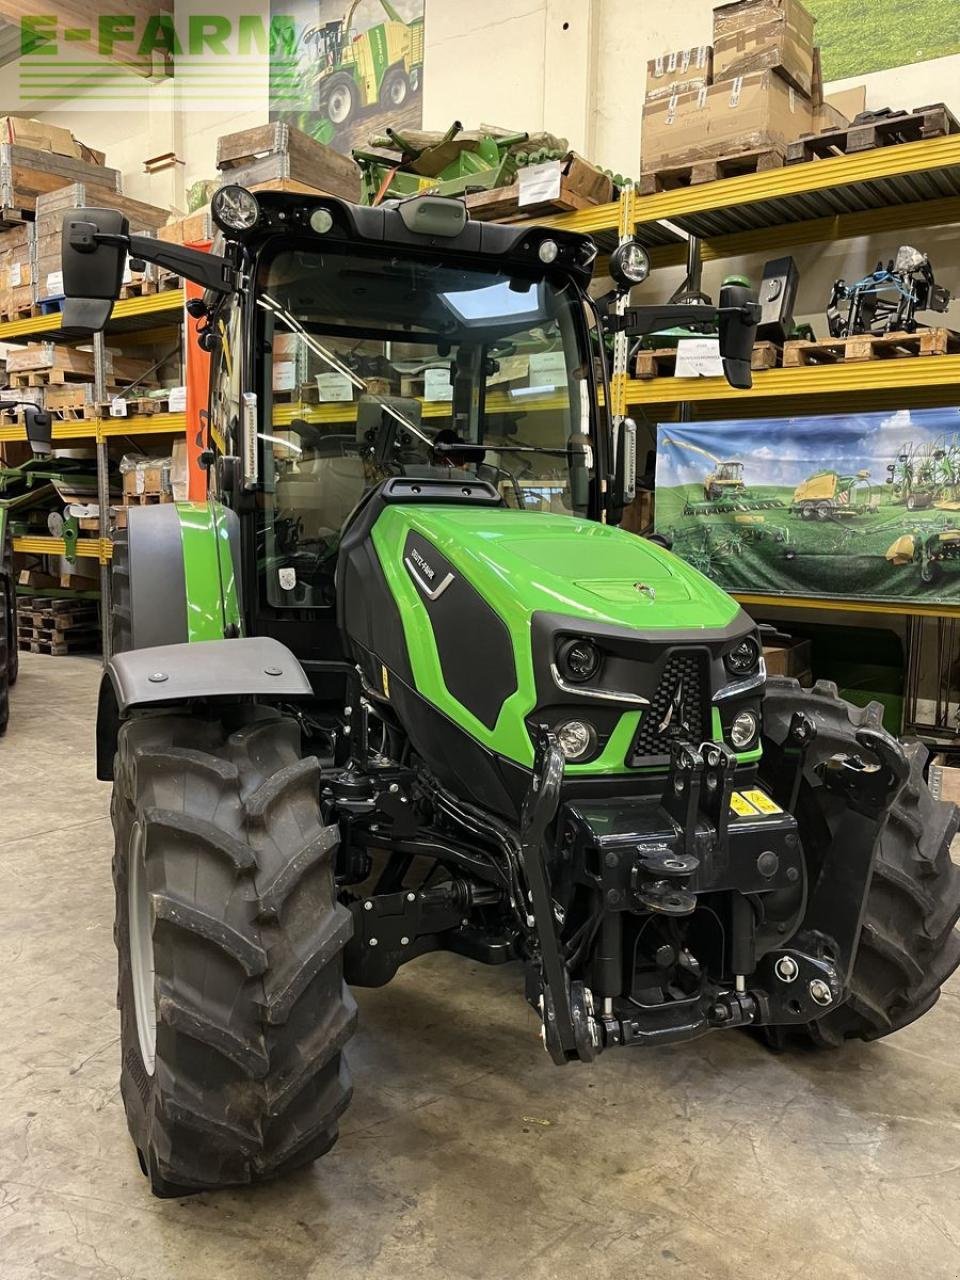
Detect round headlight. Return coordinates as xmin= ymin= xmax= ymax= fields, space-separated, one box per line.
xmin=538 ymin=239 xmax=559 ymax=264
xmin=609 ymin=238 xmax=650 ymax=289
xmin=558 ymin=637 xmax=601 ymax=683
xmin=309 ymin=207 xmax=334 ymax=234
xmin=557 ymin=720 xmax=597 ymax=761
xmin=730 ymin=710 xmax=759 ymax=750
xmin=211 ymin=184 xmax=260 ymax=232
xmin=725 ymin=635 xmax=760 ymax=675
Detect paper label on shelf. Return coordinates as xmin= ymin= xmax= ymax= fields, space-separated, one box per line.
xmin=167 ymin=385 xmax=186 ymax=412
xmin=8 ymin=262 xmax=21 ymax=286
xmin=518 ymin=161 xmax=562 ymax=208
xmin=528 ymin=351 xmax=567 ymax=386
xmin=423 ymin=366 xmax=453 ymax=401
xmin=45 ymin=269 xmax=63 ymax=295
xmin=109 ymin=397 xmax=128 ymax=418
xmin=272 ymin=361 xmax=296 ymax=392
xmin=315 ymin=372 xmax=353 ymax=402
xmin=674 ymin=338 xmax=723 ymax=379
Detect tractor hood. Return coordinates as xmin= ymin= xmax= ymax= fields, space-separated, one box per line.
xmin=374 ymin=505 xmax=742 ymax=633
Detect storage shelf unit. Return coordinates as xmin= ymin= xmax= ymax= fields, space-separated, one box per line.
xmin=2 ymin=290 xmax=185 ymax=641
xmin=533 ymin=138 xmax=960 ymax=642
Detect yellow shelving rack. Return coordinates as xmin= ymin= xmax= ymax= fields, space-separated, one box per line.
xmin=532 ymin=137 xmax=960 ymax=633
xmin=1 ymin=290 xmax=185 ymax=635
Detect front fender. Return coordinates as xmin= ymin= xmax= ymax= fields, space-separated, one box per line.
xmin=95 ymin=637 xmax=312 ymax=780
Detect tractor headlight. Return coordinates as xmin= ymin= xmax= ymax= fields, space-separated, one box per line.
xmin=557 ymin=637 xmax=601 ymax=683
xmin=556 ymin=720 xmax=597 ymax=761
xmin=211 ymin=184 xmax=260 ymax=232
xmin=730 ymin=710 xmax=759 ymax=750
xmin=538 ymin=239 xmax=560 ymax=264
xmin=725 ymin=635 xmax=760 ymax=675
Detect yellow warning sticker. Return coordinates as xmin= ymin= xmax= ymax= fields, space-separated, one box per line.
xmin=742 ymin=788 xmax=783 ymax=815
xmin=381 ymin=665 xmax=391 ymax=698
xmin=729 ymin=792 xmax=760 ymax=817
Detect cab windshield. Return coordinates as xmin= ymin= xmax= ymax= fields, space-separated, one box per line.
xmin=255 ymin=246 xmax=596 ymax=608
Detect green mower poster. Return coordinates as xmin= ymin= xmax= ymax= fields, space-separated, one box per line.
xmin=270 ymin=0 xmax=425 ymax=154
xmin=655 ymin=408 xmax=960 ymax=605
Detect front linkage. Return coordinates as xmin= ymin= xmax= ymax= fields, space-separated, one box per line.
xmin=330 ymin=688 xmax=911 ymax=1064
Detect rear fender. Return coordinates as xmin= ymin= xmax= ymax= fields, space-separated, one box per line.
xmin=120 ymin=500 xmax=242 ymax=649
xmin=95 ymin=637 xmax=312 ymax=780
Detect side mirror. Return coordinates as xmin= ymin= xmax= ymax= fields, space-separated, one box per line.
xmin=717 ymin=277 xmax=759 ymax=390
xmin=61 ymin=209 xmax=129 ymax=334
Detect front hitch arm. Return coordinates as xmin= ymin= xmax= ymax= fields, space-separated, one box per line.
xmin=521 ymin=727 xmax=598 ymax=1064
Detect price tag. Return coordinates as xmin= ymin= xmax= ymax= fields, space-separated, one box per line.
xmin=674 ymin=338 xmax=723 ymax=379
xmin=423 ymin=367 xmax=453 ymax=402
xmin=315 ymin=372 xmax=353 ymax=402
xmin=110 ymin=397 xmax=128 ymax=418
xmin=518 ymin=161 xmax=562 ymax=208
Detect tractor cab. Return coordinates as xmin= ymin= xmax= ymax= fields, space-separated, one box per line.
xmin=712 ymin=460 xmax=744 ymax=486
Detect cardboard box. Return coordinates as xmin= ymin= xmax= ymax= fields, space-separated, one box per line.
xmin=0 ymin=116 xmax=104 ymax=164
xmin=825 ymin=85 xmax=866 ymax=122
xmin=157 ymin=209 xmax=214 ymax=245
xmin=713 ymin=0 xmax=815 ymax=96
xmin=929 ymin=755 xmax=960 ymax=805
xmin=641 ymin=71 xmax=813 ymax=171
xmin=620 ymin=490 xmax=655 ymax=536
xmin=646 ymin=46 xmax=713 ymax=103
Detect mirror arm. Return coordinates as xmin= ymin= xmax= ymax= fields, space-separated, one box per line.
xmin=608 ymin=302 xmax=760 ymax=336
xmin=77 ymin=228 xmax=237 ymax=295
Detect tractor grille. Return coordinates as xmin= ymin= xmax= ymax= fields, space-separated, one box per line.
xmin=628 ymin=650 xmax=708 ymax=763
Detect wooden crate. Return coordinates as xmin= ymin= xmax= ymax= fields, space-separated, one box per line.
xmin=783 ymin=327 xmax=960 ymax=366
xmin=34 ymin=183 xmax=171 ymax=300
xmin=216 ymin=122 xmax=362 ymax=202
xmin=0 ymin=144 xmax=121 ymax=218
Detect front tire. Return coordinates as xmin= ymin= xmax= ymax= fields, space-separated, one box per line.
xmin=112 ymin=706 xmax=355 ymax=1196
xmin=761 ymin=678 xmax=960 ymax=1046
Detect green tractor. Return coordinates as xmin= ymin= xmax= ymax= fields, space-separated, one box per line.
xmin=61 ymin=189 xmax=960 ymax=1198
xmin=301 ymin=0 xmax=424 ymax=141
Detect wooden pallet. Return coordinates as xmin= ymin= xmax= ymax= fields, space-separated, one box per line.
xmin=118 ymin=275 xmax=159 ymax=300
xmin=0 ymin=298 xmax=40 ymax=323
xmin=634 ymin=340 xmax=780 ymax=380
xmin=0 ymin=205 xmax=31 ymax=230
xmin=82 ymin=396 xmax=168 ymax=420
xmin=18 ymin=635 xmax=99 ymax=655
xmin=9 ymin=368 xmax=94 ymax=388
xmin=783 ymin=327 xmax=960 ymax=367
xmin=637 ymin=148 xmax=785 ymax=196
xmin=123 ymin=491 xmax=173 ymax=506
xmin=787 ymin=103 xmax=960 ymax=164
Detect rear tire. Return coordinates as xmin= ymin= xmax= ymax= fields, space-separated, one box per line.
xmin=761 ymin=678 xmax=960 ymax=1046
xmin=112 ymin=705 xmax=355 ymax=1195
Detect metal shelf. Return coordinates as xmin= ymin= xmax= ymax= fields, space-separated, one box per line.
xmin=0 ymin=289 xmax=183 ymax=343
xmin=734 ymin=592 xmax=960 ymax=621
xmin=0 ymin=410 xmax=186 ymax=444
xmin=12 ymin=534 xmax=108 ymax=560
xmin=624 ymin=353 xmax=960 ymax=409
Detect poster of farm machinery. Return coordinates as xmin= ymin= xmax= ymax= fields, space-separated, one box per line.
xmin=270 ymin=0 xmax=424 ymax=153
xmin=655 ymin=408 xmax=960 ymax=604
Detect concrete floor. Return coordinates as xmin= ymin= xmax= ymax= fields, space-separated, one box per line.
xmin=2 ymin=652 xmax=960 ymax=1280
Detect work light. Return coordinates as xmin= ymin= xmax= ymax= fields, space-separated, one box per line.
xmin=211 ymin=184 xmax=260 ymax=233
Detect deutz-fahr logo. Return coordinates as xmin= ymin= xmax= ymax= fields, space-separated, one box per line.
xmin=410 ymin=546 xmax=436 ymax=582
xmin=658 ymin=678 xmax=690 ymax=736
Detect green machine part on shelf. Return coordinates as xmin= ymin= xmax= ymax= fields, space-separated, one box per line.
xmin=54 ymin=188 xmax=960 ymax=1199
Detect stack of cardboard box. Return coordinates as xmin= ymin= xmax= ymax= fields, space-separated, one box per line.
xmin=641 ymin=0 xmax=833 ymax=178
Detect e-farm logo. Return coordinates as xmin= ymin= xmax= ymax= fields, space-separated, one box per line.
xmin=13 ymin=10 xmax=302 ymax=110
